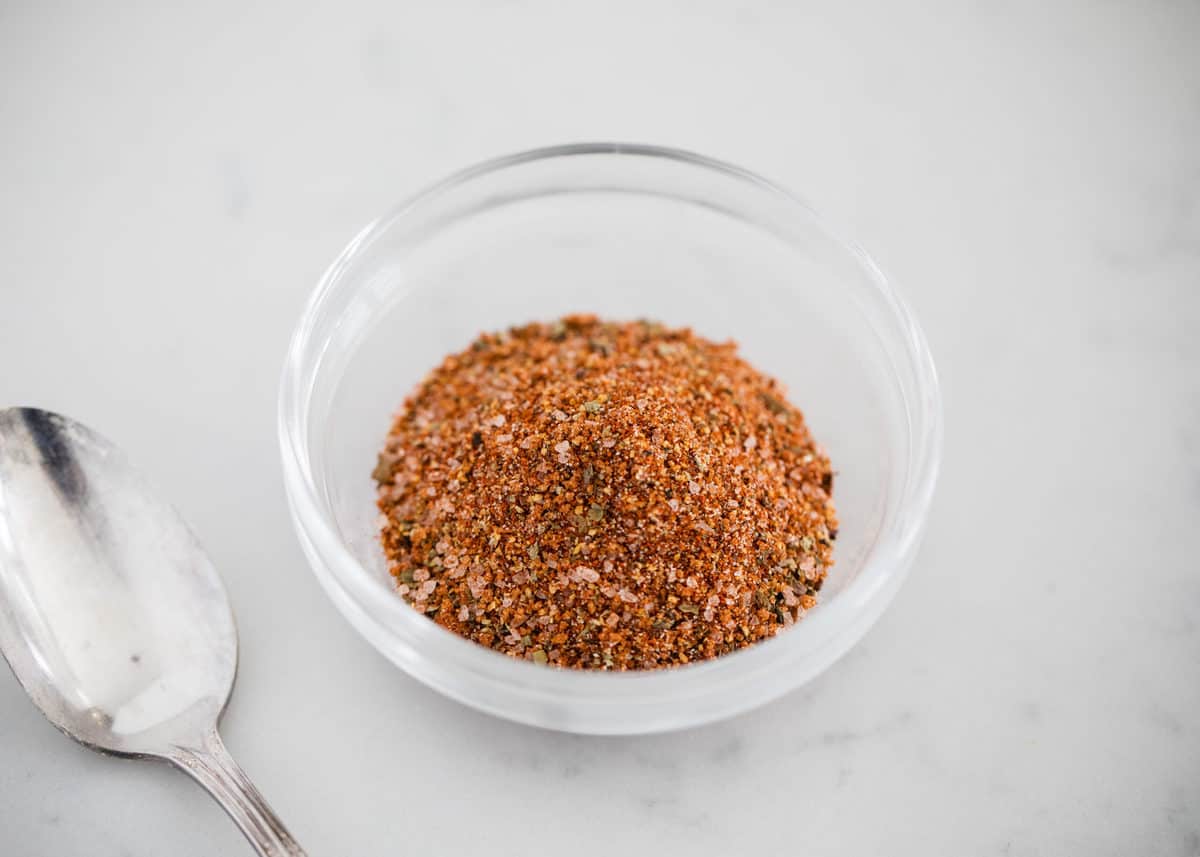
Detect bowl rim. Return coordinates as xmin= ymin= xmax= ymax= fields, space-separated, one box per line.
xmin=278 ymin=141 xmax=942 ymax=732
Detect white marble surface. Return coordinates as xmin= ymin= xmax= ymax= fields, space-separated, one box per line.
xmin=2 ymin=2 xmax=1198 ymax=854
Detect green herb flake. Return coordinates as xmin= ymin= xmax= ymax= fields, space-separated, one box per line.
xmin=759 ymin=391 xmax=788 ymax=415
xmin=372 ymin=455 xmax=396 ymax=484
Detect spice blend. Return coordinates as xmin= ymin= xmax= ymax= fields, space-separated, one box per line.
xmin=374 ymin=315 xmax=837 ymax=670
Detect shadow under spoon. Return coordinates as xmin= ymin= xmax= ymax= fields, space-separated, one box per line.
xmin=0 ymin=407 xmax=306 ymax=856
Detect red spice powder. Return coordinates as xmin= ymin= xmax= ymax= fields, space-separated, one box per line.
xmin=374 ymin=315 xmax=837 ymax=670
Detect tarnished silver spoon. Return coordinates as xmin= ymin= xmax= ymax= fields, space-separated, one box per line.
xmin=0 ymin=407 xmax=306 ymax=856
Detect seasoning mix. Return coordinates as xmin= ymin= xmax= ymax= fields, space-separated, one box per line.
xmin=374 ymin=315 xmax=837 ymax=670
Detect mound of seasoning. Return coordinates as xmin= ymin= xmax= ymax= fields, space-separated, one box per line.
xmin=374 ymin=315 xmax=837 ymax=670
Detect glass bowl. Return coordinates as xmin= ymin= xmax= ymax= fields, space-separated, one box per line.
xmin=278 ymin=143 xmax=941 ymax=735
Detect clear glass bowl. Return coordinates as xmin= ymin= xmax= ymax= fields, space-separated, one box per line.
xmin=278 ymin=143 xmax=942 ymax=735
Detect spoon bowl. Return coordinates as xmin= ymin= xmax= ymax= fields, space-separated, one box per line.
xmin=0 ymin=408 xmax=305 ymax=856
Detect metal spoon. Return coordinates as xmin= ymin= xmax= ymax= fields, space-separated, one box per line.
xmin=0 ymin=407 xmax=306 ymax=856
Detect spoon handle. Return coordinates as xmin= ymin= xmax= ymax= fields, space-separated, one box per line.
xmin=169 ymin=729 xmax=307 ymax=856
